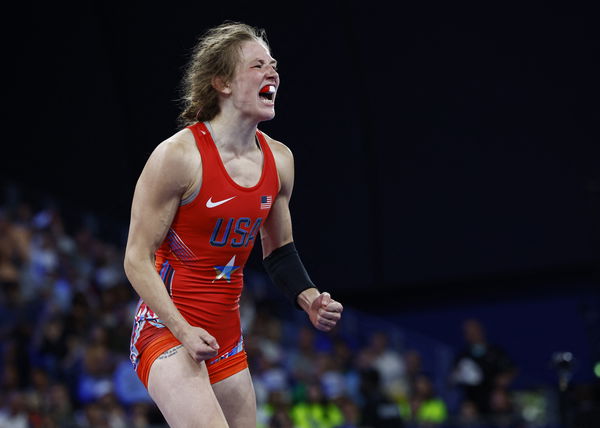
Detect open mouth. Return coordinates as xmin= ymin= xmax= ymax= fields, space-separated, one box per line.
xmin=259 ymin=85 xmax=276 ymax=102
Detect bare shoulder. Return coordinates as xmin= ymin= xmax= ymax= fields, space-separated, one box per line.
xmin=261 ymin=131 xmax=294 ymax=170
xmin=141 ymin=128 xmax=200 ymax=193
xmin=151 ymin=128 xmax=198 ymax=168
xmin=260 ymin=130 xmax=295 ymax=195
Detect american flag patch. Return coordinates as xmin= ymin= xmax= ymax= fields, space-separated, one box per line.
xmin=260 ymin=195 xmax=272 ymax=209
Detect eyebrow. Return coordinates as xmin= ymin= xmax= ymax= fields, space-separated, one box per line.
xmin=254 ymin=58 xmax=278 ymax=67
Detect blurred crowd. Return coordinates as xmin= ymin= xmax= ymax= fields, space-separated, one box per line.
xmin=0 ymin=192 xmax=556 ymax=428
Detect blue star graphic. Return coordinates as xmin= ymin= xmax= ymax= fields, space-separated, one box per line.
xmin=213 ymin=255 xmax=240 ymax=283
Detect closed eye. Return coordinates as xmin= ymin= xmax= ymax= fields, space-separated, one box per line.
xmin=252 ymin=60 xmax=278 ymax=71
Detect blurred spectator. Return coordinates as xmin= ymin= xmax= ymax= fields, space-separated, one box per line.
xmin=258 ymin=314 xmax=286 ymax=371
xmin=253 ymin=347 xmax=289 ymax=402
xmin=331 ymin=336 xmax=361 ymax=403
xmin=32 ymin=316 xmax=69 ymax=376
xmin=24 ymin=367 xmax=51 ymax=422
xmin=97 ymin=392 xmax=128 ymax=428
xmin=98 ymin=285 xmax=133 ymax=355
xmin=113 ymin=358 xmax=152 ymax=406
xmin=46 ymin=383 xmax=74 ymax=427
xmin=0 ymin=209 xmax=29 ymax=284
xmin=257 ymin=390 xmax=292 ymax=428
xmin=317 ymin=351 xmax=349 ymax=401
xmin=0 ymin=391 xmax=28 ymax=428
xmin=64 ymin=292 xmax=94 ymax=342
xmin=358 ymin=330 xmax=408 ymax=400
xmin=0 ymin=216 xmax=21 ymax=285
xmin=269 ymin=408 xmax=294 ymax=428
xmin=8 ymin=321 xmax=34 ymax=392
xmin=130 ymin=402 xmax=152 ymax=428
xmin=359 ymin=368 xmax=405 ymax=428
xmin=76 ymin=341 xmax=117 ymax=404
xmin=455 ymin=399 xmax=482 ymax=427
xmin=94 ymin=244 xmax=125 ymax=290
xmin=251 ymin=313 xmax=290 ymax=407
xmin=286 ymin=325 xmax=318 ymax=383
xmin=404 ymin=349 xmax=424 ymax=396
xmin=77 ymin=401 xmax=109 ymax=428
xmin=405 ymin=373 xmax=448 ymax=427
xmin=26 ymin=228 xmax=59 ymax=294
xmin=335 ymin=396 xmax=361 ymax=428
xmin=8 ymin=203 xmax=33 ymax=259
xmin=571 ymin=383 xmax=600 ymax=428
xmin=0 ymin=363 xmax=21 ymax=404
xmin=451 ymin=319 xmax=517 ymax=415
xmin=291 ymin=380 xmax=343 ymax=428
xmin=487 ymin=386 xmax=525 ymax=428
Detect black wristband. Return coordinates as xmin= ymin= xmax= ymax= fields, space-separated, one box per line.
xmin=263 ymin=242 xmax=316 ymax=309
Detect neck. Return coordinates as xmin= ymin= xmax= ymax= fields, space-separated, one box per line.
xmin=208 ymin=113 xmax=258 ymax=154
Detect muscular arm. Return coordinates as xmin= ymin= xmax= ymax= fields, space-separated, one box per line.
xmin=261 ymin=137 xmax=343 ymax=330
xmin=124 ymin=135 xmax=219 ymax=360
xmin=260 ymin=140 xmax=294 ymax=257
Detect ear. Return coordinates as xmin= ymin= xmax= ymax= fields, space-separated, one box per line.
xmin=212 ymin=76 xmax=232 ymax=95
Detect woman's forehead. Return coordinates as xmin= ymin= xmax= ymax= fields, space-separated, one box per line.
xmin=239 ymin=39 xmax=273 ymax=62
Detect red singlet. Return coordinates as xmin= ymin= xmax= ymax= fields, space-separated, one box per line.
xmin=130 ymin=122 xmax=279 ymax=387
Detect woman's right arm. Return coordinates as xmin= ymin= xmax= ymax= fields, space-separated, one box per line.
xmin=123 ymin=137 xmax=219 ymax=362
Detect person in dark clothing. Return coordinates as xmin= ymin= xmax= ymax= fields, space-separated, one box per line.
xmin=451 ymin=319 xmax=517 ymax=415
xmin=359 ymin=368 xmax=404 ymax=428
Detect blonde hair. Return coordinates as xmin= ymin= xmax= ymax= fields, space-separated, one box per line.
xmin=178 ymin=22 xmax=269 ymax=126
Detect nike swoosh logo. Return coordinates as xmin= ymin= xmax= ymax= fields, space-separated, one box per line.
xmin=206 ymin=196 xmax=237 ymax=208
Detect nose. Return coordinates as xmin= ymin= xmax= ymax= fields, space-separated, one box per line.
xmin=266 ymin=65 xmax=278 ymax=80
